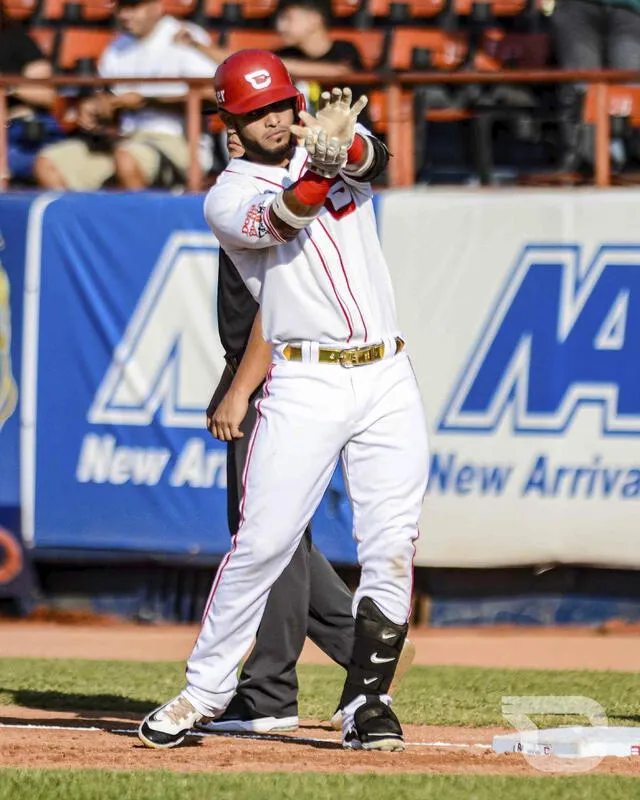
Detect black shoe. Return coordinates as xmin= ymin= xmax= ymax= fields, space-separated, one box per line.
xmin=342 ymin=694 xmax=404 ymax=752
xmin=196 ymin=694 xmax=298 ymax=733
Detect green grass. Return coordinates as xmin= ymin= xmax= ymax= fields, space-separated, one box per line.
xmin=0 ymin=770 xmax=639 ymax=800
xmin=1 ymin=657 xmax=640 ymax=728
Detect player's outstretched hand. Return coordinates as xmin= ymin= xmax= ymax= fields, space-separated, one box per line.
xmin=208 ymin=388 xmax=248 ymax=441
xmin=290 ymin=87 xmax=368 ymax=148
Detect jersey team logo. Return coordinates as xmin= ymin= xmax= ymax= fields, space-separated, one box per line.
xmin=244 ymin=69 xmax=271 ymax=90
xmin=439 ymin=244 xmax=640 ymax=436
xmin=89 ymin=232 xmax=225 ymax=428
xmin=0 ymin=263 xmax=18 ymax=432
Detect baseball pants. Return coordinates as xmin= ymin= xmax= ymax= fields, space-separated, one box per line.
xmin=209 ymin=366 xmax=355 ymax=718
xmin=187 ymin=350 xmax=429 ymax=716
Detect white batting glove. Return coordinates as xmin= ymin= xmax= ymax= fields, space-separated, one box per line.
xmin=298 ymin=127 xmax=348 ymax=178
xmin=290 ymin=87 xmax=368 ymax=150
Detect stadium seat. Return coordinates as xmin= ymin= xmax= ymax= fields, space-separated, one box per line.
xmin=331 ymin=28 xmax=386 ymax=70
xmin=477 ymin=30 xmax=551 ymax=69
xmin=241 ymin=0 xmax=277 ymax=16
xmin=202 ymin=0 xmax=246 ymax=21
xmin=367 ymin=88 xmax=414 ymax=183
xmin=331 ymin=0 xmax=362 ymax=17
xmin=583 ymin=85 xmax=640 ymax=126
xmin=41 ymin=0 xmax=115 ymax=21
xmin=369 ymin=0 xmax=445 ymax=19
xmin=30 ymin=26 xmax=57 ymax=57
xmin=388 ymin=28 xmax=467 ymax=71
xmin=162 ymin=0 xmax=198 ymax=16
xmin=454 ymin=0 xmax=526 ymax=14
xmin=41 ymin=0 xmax=73 ymax=20
xmin=224 ymin=29 xmax=283 ymax=52
xmin=1 ymin=0 xmax=39 ymax=20
xmin=57 ymin=27 xmax=114 ymax=71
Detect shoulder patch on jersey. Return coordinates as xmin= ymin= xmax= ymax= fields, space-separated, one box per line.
xmin=242 ymin=203 xmax=268 ymax=239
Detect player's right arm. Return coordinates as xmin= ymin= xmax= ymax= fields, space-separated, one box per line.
xmin=209 ymin=309 xmax=271 ymax=441
xmin=204 ymin=174 xmax=327 ymax=250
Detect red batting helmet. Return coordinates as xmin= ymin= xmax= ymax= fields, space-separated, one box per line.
xmin=214 ymin=49 xmax=305 ymax=116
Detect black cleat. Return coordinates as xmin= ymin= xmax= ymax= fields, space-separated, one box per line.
xmin=342 ymin=694 xmax=404 ymax=752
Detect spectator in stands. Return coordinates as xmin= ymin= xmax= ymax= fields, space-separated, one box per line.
xmin=174 ymin=0 xmax=366 ymax=114
xmin=0 ymin=6 xmax=63 ymax=185
xmin=551 ymin=0 xmax=640 ymax=169
xmin=34 ymin=0 xmax=218 ymax=191
xmin=274 ymin=0 xmax=362 ymax=83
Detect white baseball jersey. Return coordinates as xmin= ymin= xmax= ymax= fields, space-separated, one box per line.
xmin=203 ymin=138 xmax=401 ymax=347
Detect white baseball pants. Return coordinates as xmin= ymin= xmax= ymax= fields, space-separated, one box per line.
xmin=185 ymin=348 xmax=429 ymax=717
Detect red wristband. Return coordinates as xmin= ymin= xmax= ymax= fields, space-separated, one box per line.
xmin=347 ymin=134 xmax=366 ymax=164
xmin=293 ymin=171 xmax=333 ymax=205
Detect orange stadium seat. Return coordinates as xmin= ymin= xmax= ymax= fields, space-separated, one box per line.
xmin=202 ymin=0 xmax=247 ymax=20
xmin=41 ymin=0 xmax=114 ymax=20
xmin=389 ymin=28 xmax=467 ymax=71
xmin=2 ymin=0 xmax=39 ymax=20
xmin=41 ymin=0 xmax=72 ymax=20
xmin=224 ymin=29 xmax=283 ymax=52
xmin=30 ymin=26 xmax=57 ymax=57
xmin=331 ymin=0 xmax=362 ymax=17
xmin=162 ymin=0 xmax=198 ymax=15
xmin=57 ymin=27 xmax=114 ymax=71
xmin=454 ymin=0 xmax=526 ymax=14
xmin=82 ymin=0 xmax=115 ymax=20
xmin=583 ymin=85 xmax=640 ymax=126
xmin=331 ymin=28 xmax=386 ymax=70
xmin=241 ymin=0 xmax=277 ymax=16
xmin=370 ymin=0 xmax=445 ymax=18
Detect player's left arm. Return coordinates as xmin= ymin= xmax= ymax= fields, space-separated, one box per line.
xmin=209 ymin=309 xmax=272 ymax=441
xmin=341 ymin=127 xmax=390 ymax=184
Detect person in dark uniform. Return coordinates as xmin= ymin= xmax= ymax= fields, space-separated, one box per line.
xmin=199 ymin=134 xmax=411 ymax=734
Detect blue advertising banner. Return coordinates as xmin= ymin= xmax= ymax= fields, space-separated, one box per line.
xmin=17 ymin=192 xmax=356 ymax=562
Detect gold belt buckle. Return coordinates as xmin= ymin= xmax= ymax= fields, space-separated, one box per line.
xmin=338 ymin=343 xmax=383 ymax=368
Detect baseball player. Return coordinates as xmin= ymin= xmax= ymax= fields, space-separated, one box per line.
xmin=139 ymin=49 xmax=429 ymax=752
xmin=201 ymin=128 xmax=414 ymax=734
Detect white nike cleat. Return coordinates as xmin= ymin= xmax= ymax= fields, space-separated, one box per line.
xmin=138 ymin=692 xmax=205 ymax=749
xmin=197 ymin=714 xmax=299 ymax=733
xmin=330 ymin=638 xmax=415 ymax=730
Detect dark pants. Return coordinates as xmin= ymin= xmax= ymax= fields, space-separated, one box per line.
xmin=552 ymin=0 xmax=640 ymax=166
xmin=211 ymin=366 xmax=355 ymax=718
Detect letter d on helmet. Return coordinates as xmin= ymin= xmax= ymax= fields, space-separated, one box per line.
xmin=214 ymin=49 xmax=305 ymax=116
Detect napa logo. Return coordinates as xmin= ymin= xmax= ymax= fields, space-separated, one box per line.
xmin=0 ymin=261 xmax=18 ymax=432
xmin=89 ymin=232 xmax=225 ymax=428
xmin=439 ymin=244 xmax=640 ymax=436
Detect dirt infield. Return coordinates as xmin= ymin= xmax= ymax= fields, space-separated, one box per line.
xmin=3 ymin=620 xmax=640 ymax=776
xmin=3 ymin=619 xmax=640 ymax=671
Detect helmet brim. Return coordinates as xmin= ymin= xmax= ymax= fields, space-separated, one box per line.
xmin=220 ymin=85 xmax=299 ymax=116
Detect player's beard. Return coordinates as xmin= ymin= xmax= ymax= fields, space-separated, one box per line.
xmin=239 ymin=131 xmax=296 ymax=165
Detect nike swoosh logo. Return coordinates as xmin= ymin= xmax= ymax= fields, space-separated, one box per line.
xmin=364 ymin=677 xmax=377 ymax=685
xmin=381 ymin=632 xmax=395 ymax=640
xmin=370 ymin=652 xmax=396 ymax=664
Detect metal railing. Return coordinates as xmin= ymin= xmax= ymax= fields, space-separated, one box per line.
xmin=1 ymin=69 xmax=639 ymax=191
